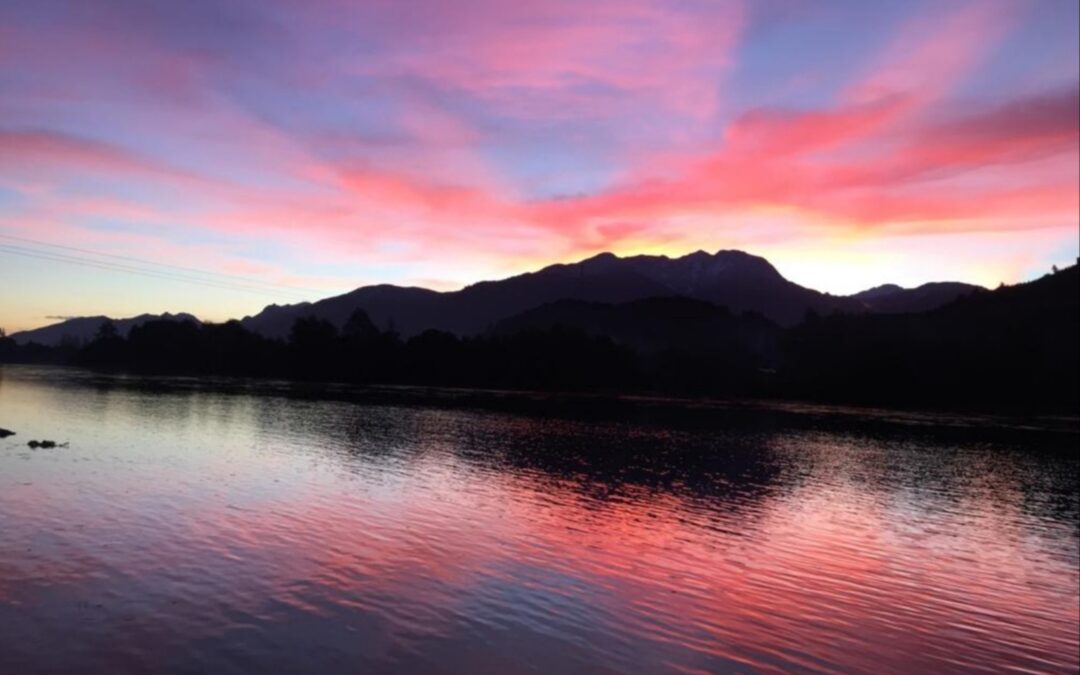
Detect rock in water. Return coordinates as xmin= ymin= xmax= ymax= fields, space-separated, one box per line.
xmin=0 ymin=428 xmax=14 ymax=438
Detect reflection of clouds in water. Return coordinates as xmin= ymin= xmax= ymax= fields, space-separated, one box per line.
xmin=0 ymin=364 xmax=1076 ymax=674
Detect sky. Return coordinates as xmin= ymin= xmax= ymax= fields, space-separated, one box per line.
xmin=1 ymin=0 xmax=1078 ymax=333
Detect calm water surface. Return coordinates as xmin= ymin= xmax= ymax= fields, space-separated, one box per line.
xmin=1 ymin=365 xmax=1077 ymax=674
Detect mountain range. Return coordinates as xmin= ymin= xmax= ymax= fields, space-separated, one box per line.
xmin=9 ymin=250 xmax=983 ymax=346
xmin=9 ymin=312 xmax=200 ymax=347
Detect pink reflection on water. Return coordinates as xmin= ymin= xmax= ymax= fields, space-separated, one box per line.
xmin=152 ymin=440 xmax=1080 ymax=672
xmin=0 ymin=367 xmax=1077 ymax=673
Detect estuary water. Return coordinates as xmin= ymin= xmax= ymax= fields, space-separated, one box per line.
xmin=0 ymin=364 xmax=1077 ymax=674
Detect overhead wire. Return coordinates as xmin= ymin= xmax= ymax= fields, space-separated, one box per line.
xmin=0 ymin=243 xmax=314 ymax=301
xmin=0 ymin=232 xmax=326 ymax=296
xmin=0 ymin=234 xmax=329 ymax=301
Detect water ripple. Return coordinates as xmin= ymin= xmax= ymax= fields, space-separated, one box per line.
xmin=1 ymin=365 xmax=1077 ymax=674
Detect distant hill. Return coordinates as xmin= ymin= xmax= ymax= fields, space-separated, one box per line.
xmin=850 ymin=284 xmax=905 ymax=301
xmin=240 ymin=249 xmax=983 ymax=339
xmin=10 ymin=313 xmax=201 ymax=347
xmin=850 ymin=281 xmax=983 ymax=313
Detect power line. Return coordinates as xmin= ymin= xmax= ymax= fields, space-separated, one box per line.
xmin=0 ymin=232 xmax=327 ymax=296
xmin=0 ymin=243 xmax=304 ymax=298
xmin=0 ymin=243 xmax=314 ymax=300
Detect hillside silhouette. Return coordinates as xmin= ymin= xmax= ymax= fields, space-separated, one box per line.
xmin=9 ymin=312 xmax=201 ymax=347
xmin=3 ymin=264 xmax=1074 ymax=413
xmin=9 ymin=249 xmax=983 ymax=346
xmin=236 ymin=250 xmax=982 ymax=339
xmin=782 ymin=264 xmax=1079 ymax=410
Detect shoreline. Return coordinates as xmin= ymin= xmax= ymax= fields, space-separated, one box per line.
xmin=4 ymin=362 xmax=1077 ymax=444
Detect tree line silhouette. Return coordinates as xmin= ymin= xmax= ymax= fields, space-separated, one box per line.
xmin=5 ymin=310 xmax=759 ymax=395
xmin=2 ymin=266 xmax=1076 ymax=413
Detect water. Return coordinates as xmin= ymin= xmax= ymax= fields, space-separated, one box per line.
xmin=1 ymin=364 xmax=1077 ymax=674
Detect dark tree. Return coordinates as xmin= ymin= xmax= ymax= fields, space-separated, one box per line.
xmin=0 ymin=329 xmax=14 ymax=362
xmin=80 ymin=320 xmax=126 ymax=366
xmin=343 ymin=309 xmax=378 ymax=340
xmin=96 ymin=320 xmax=119 ymax=340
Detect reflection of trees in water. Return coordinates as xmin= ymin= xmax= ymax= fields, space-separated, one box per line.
xmin=246 ymin=392 xmax=1077 ymax=532
xmin=445 ymin=412 xmax=786 ymax=509
xmin=8 ymin=365 xmax=1077 ymax=548
xmin=281 ymin=402 xmax=1079 ymax=570
xmin=239 ymin=396 xmax=791 ymax=527
xmin=765 ymin=428 xmax=1079 ymax=563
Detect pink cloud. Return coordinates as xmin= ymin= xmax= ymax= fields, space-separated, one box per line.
xmin=842 ymin=0 xmax=1016 ymax=106
xmin=511 ymin=0 xmax=1074 ymax=251
xmin=0 ymin=130 xmax=195 ymax=183
xmin=363 ymin=0 xmax=745 ymax=120
xmin=1 ymin=0 xmax=1075 ymax=322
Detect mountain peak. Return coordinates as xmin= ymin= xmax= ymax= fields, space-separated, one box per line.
xmin=576 ymin=251 xmax=622 ymax=271
xmin=852 ymin=284 xmax=905 ymax=300
xmin=583 ymin=251 xmax=619 ymax=263
xmin=682 ymin=249 xmax=712 ymax=261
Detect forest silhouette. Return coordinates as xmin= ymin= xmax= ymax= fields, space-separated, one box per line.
xmin=3 ymin=265 xmax=1076 ymax=414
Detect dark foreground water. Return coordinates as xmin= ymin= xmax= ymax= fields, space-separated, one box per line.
xmin=1 ymin=365 xmax=1077 ymax=674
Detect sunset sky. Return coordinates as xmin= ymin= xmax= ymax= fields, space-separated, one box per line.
xmin=1 ymin=0 xmax=1078 ymax=333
